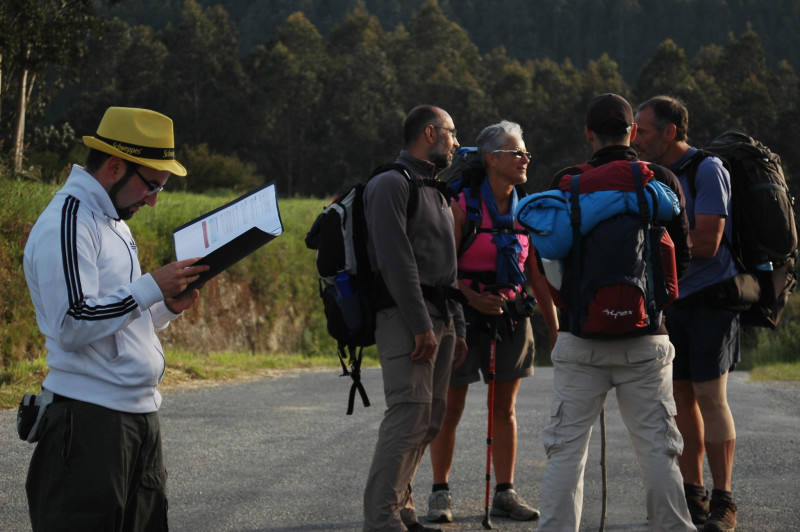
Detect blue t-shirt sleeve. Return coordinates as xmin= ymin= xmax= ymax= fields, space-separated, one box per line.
xmin=694 ymin=157 xmax=731 ymax=217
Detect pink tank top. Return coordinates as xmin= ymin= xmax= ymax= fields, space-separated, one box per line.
xmin=456 ymin=192 xmax=529 ymax=297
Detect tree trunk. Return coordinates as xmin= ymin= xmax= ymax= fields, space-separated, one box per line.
xmin=12 ymin=66 xmax=28 ymax=173
xmin=0 ymin=52 xmax=4 ymax=125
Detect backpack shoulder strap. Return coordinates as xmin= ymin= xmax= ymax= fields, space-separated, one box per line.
xmin=458 ymin=177 xmax=527 ymax=257
xmin=368 ymin=162 xmax=457 ymax=220
xmin=569 ymin=174 xmax=583 ymax=335
xmin=369 ymin=162 xmax=412 ymax=183
xmin=674 ymin=151 xmax=747 ymax=268
xmin=458 ymin=182 xmax=484 ymax=255
xmin=368 ymin=162 xmax=419 ymax=217
xmin=631 ymin=161 xmax=659 ymax=330
xmin=675 ymin=150 xmax=713 ymax=198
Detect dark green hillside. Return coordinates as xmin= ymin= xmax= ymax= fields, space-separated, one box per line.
xmin=99 ymin=0 xmax=800 ymax=82
xmin=3 ymin=1 xmax=800 ymax=197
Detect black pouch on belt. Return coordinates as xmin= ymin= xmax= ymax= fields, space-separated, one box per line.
xmin=17 ymin=390 xmax=54 ymax=443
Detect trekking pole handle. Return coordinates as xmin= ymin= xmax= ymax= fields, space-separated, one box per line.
xmin=482 ymin=282 xmax=517 ymax=295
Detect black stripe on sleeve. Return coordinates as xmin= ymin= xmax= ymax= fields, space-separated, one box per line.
xmin=61 ymin=196 xmax=139 ymax=321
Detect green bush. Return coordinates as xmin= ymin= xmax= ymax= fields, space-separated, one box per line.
xmin=178 ymin=143 xmax=264 ymax=194
xmin=0 ymin=178 xmax=61 ymax=369
xmin=738 ymin=304 xmax=800 ymax=370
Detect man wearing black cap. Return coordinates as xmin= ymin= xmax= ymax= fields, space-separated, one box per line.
xmin=534 ymin=94 xmax=695 ymax=531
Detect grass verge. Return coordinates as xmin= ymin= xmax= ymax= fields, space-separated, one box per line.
xmin=0 ymin=350 xmax=379 ymax=410
xmin=159 ymin=350 xmax=360 ymax=389
xmin=748 ymin=362 xmax=800 ymax=381
xmin=2 ymin=348 xmax=795 ymax=410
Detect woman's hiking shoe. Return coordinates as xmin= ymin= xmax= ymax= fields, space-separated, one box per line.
xmin=407 ymin=523 xmax=442 ymax=532
xmin=489 ymin=488 xmax=540 ymax=521
xmin=684 ymin=484 xmax=710 ymax=524
xmin=426 ymin=489 xmax=453 ymax=523
xmin=704 ymin=496 xmax=737 ymax=532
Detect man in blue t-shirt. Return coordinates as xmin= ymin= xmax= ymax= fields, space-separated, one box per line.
xmin=634 ymin=95 xmax=739 ymax=532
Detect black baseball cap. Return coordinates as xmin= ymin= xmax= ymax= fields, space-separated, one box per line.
xmin=586 ymin=93 xmax=634 ymax=134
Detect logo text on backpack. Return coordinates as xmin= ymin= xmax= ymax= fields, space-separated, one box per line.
xmin=603 ymin=308 xmax=633 ymax=319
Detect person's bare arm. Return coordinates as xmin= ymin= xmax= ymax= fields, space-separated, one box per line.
xmin=690 ymin=214 xmax=726 ymax=258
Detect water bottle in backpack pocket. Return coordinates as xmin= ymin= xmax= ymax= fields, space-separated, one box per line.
xmin=319 ymin=276 xmax=374 ymax=347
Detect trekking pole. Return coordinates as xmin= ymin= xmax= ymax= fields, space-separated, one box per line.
xmin=481 ymin=283 xmax=515 ymax=531
xmin=482 ymin=314 xmax=497 ymax=530
xmin=599 ymin=404 xmax=608 ymax=532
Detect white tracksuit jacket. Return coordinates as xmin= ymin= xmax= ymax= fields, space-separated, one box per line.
xmin=23 ymin=165 xmax=178 ymax=413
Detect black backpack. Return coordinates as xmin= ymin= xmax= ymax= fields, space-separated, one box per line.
xmin=677 ymin=130 xmax=799 ymax=328
xmin=304 ymin=163 xmax=454 ymax=414
xmin=546 ymin=161 xmax=678 ymax=338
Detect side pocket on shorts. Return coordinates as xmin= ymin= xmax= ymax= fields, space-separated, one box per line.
xmin=61 ymin=406 xmax=74 ymax=471
xmin=141 ymin=467 xmax=169 ymax=531
xmin=140 ymin=467 xmax=167 ymax=491
xmin=542 ymin=399 xmax=564 ymax=457
xmin=375 ymin=307 xmax=414 ymax=361
xmin=659 ymin=396 xmax=683 ymax=456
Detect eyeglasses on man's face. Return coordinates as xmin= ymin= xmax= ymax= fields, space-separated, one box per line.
xmin=131 ymin=165 xmax=165 ymax=196
xmin=492 ymin=149 xmax=532 ymax=160
xmin=433 ymin=125 xmax=457 ymax=138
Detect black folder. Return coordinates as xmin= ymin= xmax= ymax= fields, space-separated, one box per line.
xmin=172 ymin=182 xmax=283 ymax=296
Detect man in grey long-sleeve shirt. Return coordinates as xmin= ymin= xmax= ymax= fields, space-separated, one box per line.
xmin=362 ymin=105 xmax=468 ymax=532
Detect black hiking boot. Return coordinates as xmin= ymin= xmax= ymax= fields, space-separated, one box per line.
xmin=684 ymin=483 xmax=710 ymax=524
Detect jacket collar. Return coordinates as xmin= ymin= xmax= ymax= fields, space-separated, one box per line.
xmin=58 ymin=165 xmax=121 ymax=221
xmin=397 ymin=150 xmax=439 ymax=180
xmin=588 ymin=145 xmax=639 ymax=166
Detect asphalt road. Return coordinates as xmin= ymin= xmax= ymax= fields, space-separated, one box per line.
xmin=2 ymin=367 xmax=799 ymax=531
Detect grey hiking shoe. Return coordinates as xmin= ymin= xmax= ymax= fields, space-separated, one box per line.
xmin=426 ymin=489 xmax=453 ymax=523
xmin=407 ymin=523 xmax=442 ymax=532
xmin=704 ymin=496 xmax=737 ymax=532
xmin=490 ymin=488 xmax=540 ymax=521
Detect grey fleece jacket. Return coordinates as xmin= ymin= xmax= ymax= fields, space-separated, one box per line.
xmin=364 ymin=150 xmax=466 ymax=338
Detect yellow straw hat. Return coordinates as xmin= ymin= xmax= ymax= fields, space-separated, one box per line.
xmin=82 ymin=107 xmax=187 ymax=176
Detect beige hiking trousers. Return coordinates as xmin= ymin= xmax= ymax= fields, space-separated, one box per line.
xmin=363 ymin=307 xmax=455 ymax=532
xmin=537 ymin=332 xmax=695 ymax=532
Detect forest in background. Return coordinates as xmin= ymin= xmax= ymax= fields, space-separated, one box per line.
xmin=97 ymin=0 xmax=800 ymax=83
xmin=2 ymin=0 xmax=799 ymax=198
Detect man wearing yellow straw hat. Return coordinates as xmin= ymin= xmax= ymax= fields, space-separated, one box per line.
xmin=22 ymin=107 xmax=208 ymax=531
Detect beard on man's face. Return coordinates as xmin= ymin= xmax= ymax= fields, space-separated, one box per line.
xmin=429 ymin=147 xmax=453 ymax=173
xmin=108 ymin=174 xmax=140 ymax=220
xmin=114 ymin=205 xmax=136 ymax=220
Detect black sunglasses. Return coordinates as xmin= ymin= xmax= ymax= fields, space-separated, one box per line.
xmin=131 ymin=165 xmax=164 ymax=196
